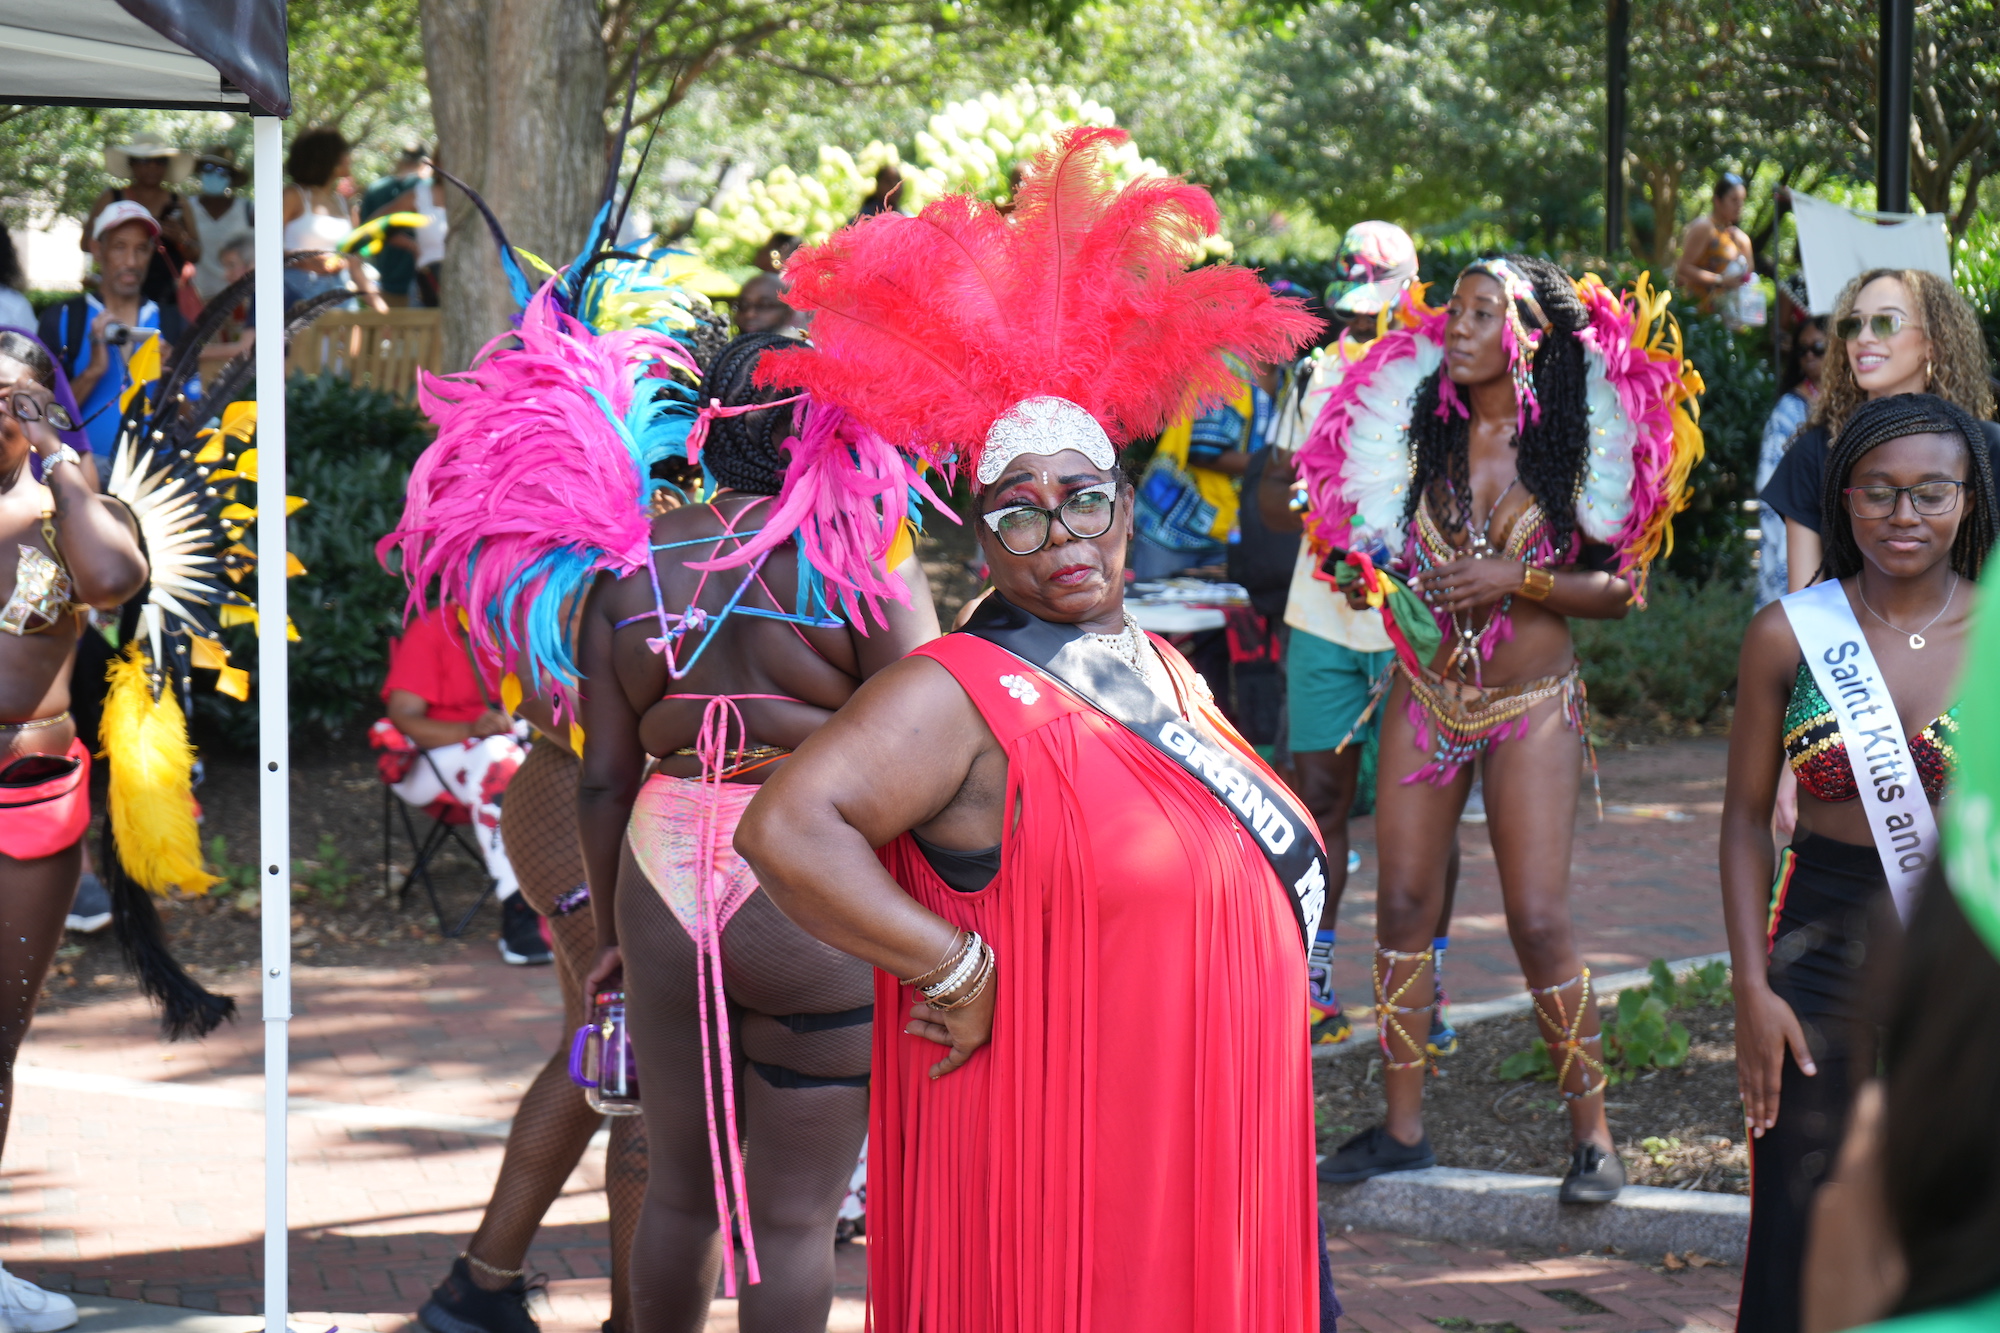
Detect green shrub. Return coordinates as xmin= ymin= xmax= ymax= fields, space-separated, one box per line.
xmin=192 ymin=374 xmax=430 ymax=747
xmin=1497 ymin=958 xmax=1730 ymax=1087
xmin=1954 ymin=213 xmax=2000 ymax=376
xmin=1573 ymin=574 xmax=1752 ymax=727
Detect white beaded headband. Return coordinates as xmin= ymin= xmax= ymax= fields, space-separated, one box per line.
xmin=975 ymin=396 xmax=1118 ymax=487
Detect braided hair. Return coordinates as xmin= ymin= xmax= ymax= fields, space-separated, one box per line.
xmin=1403 ymin=255 xmax=1593 ymax=558
xmin=699 ymin=332 xmax=798 ymax=496
xmin=1818 ymin=393 xmax=1996 ymax=582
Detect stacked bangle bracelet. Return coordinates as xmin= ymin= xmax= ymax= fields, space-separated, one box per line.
xmin=899 ymin=929 xmax=995 ymax=1011
xmin=1518 ymin=564 xmax=1555 ymax=600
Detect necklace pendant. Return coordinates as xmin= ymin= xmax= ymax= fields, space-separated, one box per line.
xmin=1909 ymin=633 xmax=1925 ymax=650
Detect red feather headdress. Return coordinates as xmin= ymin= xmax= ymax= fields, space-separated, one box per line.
xmin=756 ymin=127 xmax=1320 ymax=481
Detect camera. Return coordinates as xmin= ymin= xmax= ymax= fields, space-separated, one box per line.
xmin=103 ymin=322 xmax=135 ymax=347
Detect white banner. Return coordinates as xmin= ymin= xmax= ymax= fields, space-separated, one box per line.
xmin=1791 ymin=191 xmax=1952 ymax=315
xmin=1782 ymin=580 xmax=1937 ymax=920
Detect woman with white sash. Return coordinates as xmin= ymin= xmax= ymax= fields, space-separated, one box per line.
xmin=1720 ymin=393 xmax=1997 ymax=1333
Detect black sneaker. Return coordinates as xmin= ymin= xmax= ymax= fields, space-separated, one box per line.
xmin=499 ymin=894 xmax=553 ymax=966
xmin=66 ymin=873 xmax=111 ymax=934
xmin=1317 ymin=1125 xmax=1436 ymax=1183
xmin=419 ymin=1257 xmax=541 ymax=1333
xmin=1559 ymin=1140 xmax=1626 ymax=1204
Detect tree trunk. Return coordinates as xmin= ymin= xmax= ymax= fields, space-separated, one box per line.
xmin=420 ymin=0 xmax=607 ymax=372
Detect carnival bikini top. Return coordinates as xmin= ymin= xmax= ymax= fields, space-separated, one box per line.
xmin=2 ymin=514 xmax=82 ymax=637
xmin=1783 ymin=662 xmax=1957 ymax=803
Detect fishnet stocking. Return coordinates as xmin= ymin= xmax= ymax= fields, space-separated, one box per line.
xmin=464 ymin=742 xmax=647 ymax=1331
xmin=617 ymin=838 xmax=870 ymax=1333
xmin=0 ymin=840 xmax=82 ymax=1161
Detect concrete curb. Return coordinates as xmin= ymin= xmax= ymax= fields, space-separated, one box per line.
xmin=1312 ymin=951 xmax=1731 ymax=1062
xmin=1321 ymin=1165 xmax=1748 ymax=1259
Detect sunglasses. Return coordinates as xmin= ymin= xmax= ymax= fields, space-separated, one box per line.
xmin=1799 ymin=342 xmax=1828 ymax=358
xmin=5 ymin=393 xmax=75 ymax=433
xmin=982 ymin=485 xmax=1118 ymax=556
xmin=1835 ymin=312 xmax=1923 ymax=342
xmin=1843 ymin=480 xmax=1964 ymax=519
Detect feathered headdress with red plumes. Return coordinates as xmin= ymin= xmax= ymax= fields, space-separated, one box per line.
xmin=754 ymin=127 xmax=1320 ymax=481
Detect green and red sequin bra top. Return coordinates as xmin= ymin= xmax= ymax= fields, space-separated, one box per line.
xmin=1783 ymin=663 xmax=1957 ymax=803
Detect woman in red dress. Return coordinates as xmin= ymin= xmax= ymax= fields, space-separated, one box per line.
xmin=734 ymin=130 xmax=1330 ymax=1332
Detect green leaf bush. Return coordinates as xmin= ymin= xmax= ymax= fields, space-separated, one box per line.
xmin=1497 ymin=958 xmax=1729 ymax=1087
xmin=192 ymin=374 xmax=431 ymax=748
xmin=1573 ymin=574 xmax=1754 ymax=728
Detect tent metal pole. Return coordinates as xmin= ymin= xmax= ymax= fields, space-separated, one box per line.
xmin=251 ymin=112 xmax=292 ymax=1333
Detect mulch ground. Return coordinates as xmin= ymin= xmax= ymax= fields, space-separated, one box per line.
xmin=1315 ymin=1002 xmax=1751 ymax=1194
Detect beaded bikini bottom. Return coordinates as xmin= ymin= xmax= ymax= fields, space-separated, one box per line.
xmin=1398 ymin=660 xmax=1588 ymax=787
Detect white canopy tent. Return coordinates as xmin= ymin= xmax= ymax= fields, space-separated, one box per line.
xmin=0 ymin=5 xmax=294 ymax=1331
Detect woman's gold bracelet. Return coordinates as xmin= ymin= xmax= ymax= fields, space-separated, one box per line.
xmin=926 ymin=939 xmax=995 ymax=1011
xmin=1518 ymin=565 xmax=1556 ymax=600
xmin=900 ymin=929 xmax=967 ymax=989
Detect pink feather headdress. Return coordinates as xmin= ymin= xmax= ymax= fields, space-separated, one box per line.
xmin=755 ymin=127 xmax=1321 ymax=480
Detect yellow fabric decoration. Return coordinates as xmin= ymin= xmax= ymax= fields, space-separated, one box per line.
xmin=219 ymin=503 xmax=256 ymax=522
xmin=1152 ymin=381 xmax=1254 ymax=542
xmin=219 ymin=604 xmax=256 ymax=628
xmin=285 ymin=496 xmax=308 ymax=515
xmin=568 ymin=722 xmax=586 ymax=753
xmin=193 ymin=437 xmax=226 ymax=464
xmin=500 ymin=672 xmax=524 ymax=717
xmin=101 ymin=646 xmax=220 ymax=895
xmin=189 ymin=636 xmax=228 ymax=670
xmin=215 ymin=666 xmax=251 ymax=701
xmin=117 ymin=335 xmax=165 ymax=414
xmin=285 ymin=552 xmax=307 ymax=577
xmin=234 ymin=448 xmax=258 ymax=482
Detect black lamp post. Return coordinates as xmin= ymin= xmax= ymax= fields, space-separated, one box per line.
xmin=1877 ymin=0 xmax=1914 ymax=213
xmin=1606 ymin=0 xmax=1629 ymax=256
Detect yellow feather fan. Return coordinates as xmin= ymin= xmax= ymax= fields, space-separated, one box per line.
xmin=101 ymin=646 xmax=220 ymax=895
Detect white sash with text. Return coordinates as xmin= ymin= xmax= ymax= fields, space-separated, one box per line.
xmin=1781 ymin=579 xmax=1937 ymax=921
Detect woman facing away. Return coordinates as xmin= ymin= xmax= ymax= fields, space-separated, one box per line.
xmin=1307 ymin=257 xmax=1700 ymax=1203
xmin=1761 ymin=268 xmax=1996 ymax=596
xmin=577 ymin=332 xmax=938 ymax=1332
xmin=1719 ymin=393 xmax=1995 ymax=1333
xmin=0 ymin=330 xmax=148 ymax=1330
xmin=733 ymin=128 xmax=1332 ymax=1333
xmin=1757 ymin=314 xmax=1829 ymax=608
xmin=415 ymin=690 xmax=647 ymax=1333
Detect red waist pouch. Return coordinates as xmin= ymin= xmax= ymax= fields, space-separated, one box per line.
xmin=0 ymin=739 xmax=91 ymax=860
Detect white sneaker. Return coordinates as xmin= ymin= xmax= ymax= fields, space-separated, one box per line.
xmin=0 ymin=1265 xmax=78 ymax=1331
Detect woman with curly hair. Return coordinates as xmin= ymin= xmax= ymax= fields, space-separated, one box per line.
xmin=1761 ymin=268 xmax=1997 ymax=593
xmin=1720 ymin=393 xmax=1995 ymax=1333
xmin=1313 ymin=256 xmax=1692 ymax=1202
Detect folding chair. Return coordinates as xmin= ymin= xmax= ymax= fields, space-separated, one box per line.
xmin=369 ymin=718 xmax=498 ymax=937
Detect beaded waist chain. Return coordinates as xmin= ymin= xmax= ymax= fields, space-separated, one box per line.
xmin=1398 ymin=660 xmax=1599 ymax=811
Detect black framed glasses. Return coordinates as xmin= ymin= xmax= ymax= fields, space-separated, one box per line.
xmin=981 ymin=484 xmax=1118 ymax=555
xmin=1843 ymin=480 xmax=1964 ymax=519
xmin=1835 ymin=312 xmax=1923 ymax=342
xmin=5 ymin=392 xmax=75 ymax=433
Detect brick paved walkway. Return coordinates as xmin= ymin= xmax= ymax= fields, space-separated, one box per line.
xmin=0 ymin=739 xmax=1738 ymax=1332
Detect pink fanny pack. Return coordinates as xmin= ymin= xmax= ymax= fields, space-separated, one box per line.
xmin=0 ymin=739 xmax=91 ymax=860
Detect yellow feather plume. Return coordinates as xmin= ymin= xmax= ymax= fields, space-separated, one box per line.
xmin=101 ymin=647 xmax=220 ymax=896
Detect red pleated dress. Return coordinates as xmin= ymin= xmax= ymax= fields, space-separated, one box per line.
xmin=868 ymin=631 xmax=1320 ymax=1333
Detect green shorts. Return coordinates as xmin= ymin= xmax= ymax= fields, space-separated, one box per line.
xmin=1287 ymin=629 xmax=1393 ymax=754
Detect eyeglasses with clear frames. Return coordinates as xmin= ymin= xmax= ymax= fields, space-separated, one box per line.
xmin=982 ymin=484 xmax=1119 ymax=555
